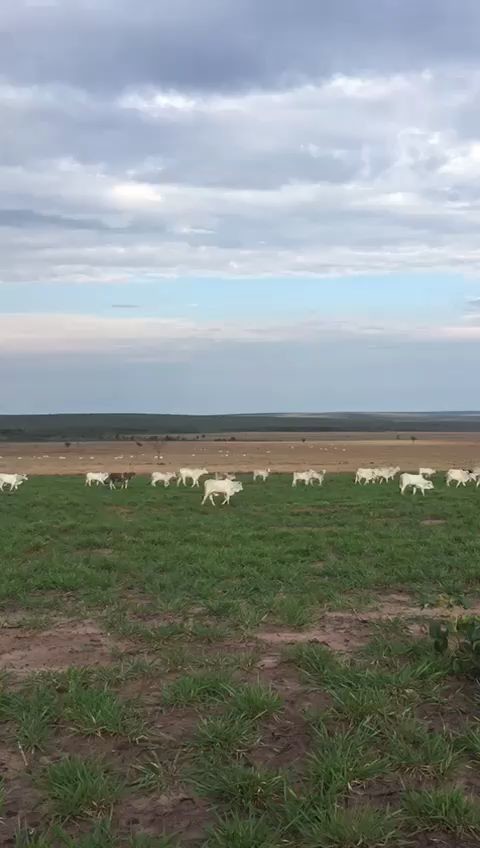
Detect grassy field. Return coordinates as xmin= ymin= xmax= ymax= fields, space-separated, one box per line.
xmin=1 ymin=474 xmax=480 ymax=846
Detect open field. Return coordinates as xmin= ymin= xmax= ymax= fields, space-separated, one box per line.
xmin=1 ymin=475 xmax=480 ymax=845
xmin=1 ymin=432 xmax=480 ymax=477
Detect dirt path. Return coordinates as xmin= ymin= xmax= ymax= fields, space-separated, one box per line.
xmin=0 ymin=432 xmax=479 ymax=475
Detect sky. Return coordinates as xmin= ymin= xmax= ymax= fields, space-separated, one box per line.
xmin=2 ymin=0 xmax=480 ymax=414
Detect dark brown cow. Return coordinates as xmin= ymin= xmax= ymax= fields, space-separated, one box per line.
xmin=108 ymin=472 xmax=135 ymax=490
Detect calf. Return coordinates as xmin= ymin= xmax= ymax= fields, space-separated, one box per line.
xmin=0 ymin=473 xmax=28 ymax=492
xmin=446 ymin=468 xmax=475 ymax=488
xmin=419 ymin=467 xmax=436 ymax=478
xmin=177 ymin=467 xmax=208 ymax=487
xmin=109 ymin=472 xmax=135 ymax=490
xmin=399 ymin=473 xmax=434 ymax=495
xmin=151 ymin=471 xmax=177 ymax=488
xmin=85 ymin=472 xmax=109 ymax=487
xmin=201 ymin=478 xmax=243 ymax=506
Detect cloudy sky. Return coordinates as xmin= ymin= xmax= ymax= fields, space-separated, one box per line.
xmin=2 ymin=0 xmax=480 ymax=414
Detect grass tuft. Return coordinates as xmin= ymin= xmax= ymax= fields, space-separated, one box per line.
xmin=162 ymin=672 xmax=236 ymax=707
xmin=403 ymin=787 xmax=480 ymax=833
xmin=63 ymin=682 xmax=144 ymax=739
xmin=44 ymin=755 xmax=123 ymax=819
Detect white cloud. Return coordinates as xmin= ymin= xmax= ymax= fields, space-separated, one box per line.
xmin=3 ymin=69 xmax=480 ymax=281
xmin=1 ymin=310 xmax=479 ymax=358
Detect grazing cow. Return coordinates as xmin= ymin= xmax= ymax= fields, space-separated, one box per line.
xmin=201 ymin=479 xmax=243 ymax=506
xmin=214 ymin=471 xmax=236 ymax=481
xmin=355 ymin=468 xmax=377 ymax=485
xmin=85 ymin=472 xmax=109 ymax=487
xmin=253 ymin=469 xmax=270 ymax=482
xmin=0 ymin=473 xmax=28 ymax=492
xmin=375 ymin=466 xmax=400 ymax=483
xmin=472 ymin=466 xmax=480 ymax=487
xmin=151 ymin=471 xmax=177 ymax=488
xmin=308 ymin=469 xmax=326 ymax=486
xmin=177 ymin=467 xmax=208 ymax=487
xmin=399 ymin=473 xmax=434 ymax=495
xmin=292 ymin=471 xmax=313 ymax=487
xmin=109 ymin=472 xmax=135 ymax=490
xmin=419 ymin=467 xmax=436 ymax=478
xmin=446 ymin=468 xmax=476 ymax=488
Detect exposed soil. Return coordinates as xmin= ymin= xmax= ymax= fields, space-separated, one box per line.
xmin=0 ymin=620 xmax=131 ymax=674
xmin=2 ymin=432 xmax=480 ymax=475
xmin=116 ymin=792 xmax=211 ymax=844
xmin=256 ymin=593 xmax=480 ymax=650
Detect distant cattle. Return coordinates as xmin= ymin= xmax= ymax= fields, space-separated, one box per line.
xmin=419 ymin=467 xmax=436 ymax=478
xmin=308 ymin=469 xmax=326 ymax=486
xmin=177 ymin=467 xmax=208 ymax=487
xmin=0 ymin=473 xmax=28 ymax=492
xmin=399 ymin=473 xmax=434 ymax=495
xmin=85 ymin=472 xmax=109 ymax=487
xmin=109 ymin=472 xmax=135 ymax=490
xmin=355 ymin=468 xmax=377 ymax=485
xmin=375 ymin=466 xmax=400 ymax=483
xmin=446 ymin=469 xmax=476 ymax=488
xmin=253 ymin=469 xmax=270 ymax=482
xmin=202 ymin=478 xmax=243 ymax=506
xmin=151 ymin=471 xmax=177 ymax=488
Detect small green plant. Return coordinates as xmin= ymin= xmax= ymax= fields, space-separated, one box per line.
xmin=429 ymin=617 xmax=480 ymax=675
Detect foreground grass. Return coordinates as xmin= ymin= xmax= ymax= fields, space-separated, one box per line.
xmin=0 ymin=474 xmax=480 ymax=844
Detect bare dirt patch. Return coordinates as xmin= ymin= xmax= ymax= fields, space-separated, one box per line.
xmin=116 ymin=791 xmax=211 ymax=845
xmin=0 ymin=620 xmax=131 ymax=674
xmin=256 ymin=593 xmax=480 ymax=651
xmin=421 ymin=518 xmax=446 ymax=526
xmin=257 ymin=620 xmax=371 ymax=652
xmin=75 ymin=546 xmax=114 ymax=557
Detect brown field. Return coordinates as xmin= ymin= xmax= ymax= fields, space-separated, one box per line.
xmin=1 ymin=430 xmax=480 ymax=476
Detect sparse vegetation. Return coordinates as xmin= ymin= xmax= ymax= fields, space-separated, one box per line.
xmin=0 ymin=473 xmax=479 ymax=843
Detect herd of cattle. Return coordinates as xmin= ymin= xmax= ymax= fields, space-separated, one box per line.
xmin=1 ymin=465 xmax=480 ymax=502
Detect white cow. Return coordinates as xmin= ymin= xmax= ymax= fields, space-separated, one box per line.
xmin=151 ymin=471 xmax=177 ymax=488
xmin=355 ymin=468 xmax=377 ymax=485
xmin=446 ymin=469 xmax=476 ymax=488
xmin=214 ymin=471 xmax=236 ymax=481
xmin=202 ymin=479 xmax=243 ymax=506
xmin=375 ymin=466 xmax=400 ymax=483
xmin=85 ymin=472 xmax=109 ymax=487
xmin=419 ymin=467 xmax=436 ymax=478
xmin=0 ymin=473 xmax=28 ymax=492
xmin=177 ymin=467 xmax=208 ymax=487
xmin=399 ymin=473 xmax=434 ymax=495
xmin=292 ymin=471 xmax=313 ymax=487
xmin=253 ymin=469 xmax=270 ymax=482
xmin=308 ymin=469 xmax=326 ymax=486
xmin=472 ymin=466 xmax=480 ymax=487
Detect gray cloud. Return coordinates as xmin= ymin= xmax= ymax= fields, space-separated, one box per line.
xmin=2 ymin=1 xmax=480 ymax=94
xmin=2 ymin=3 xmax=480 ymax=282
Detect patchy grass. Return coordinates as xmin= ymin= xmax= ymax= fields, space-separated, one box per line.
xmin=44 ymin=755 xmax=123 ymax=818
xmin=1 ymin=473 xmax=480 ymax=844
xmin=403 ymin=787 xmax=480 ymax=834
